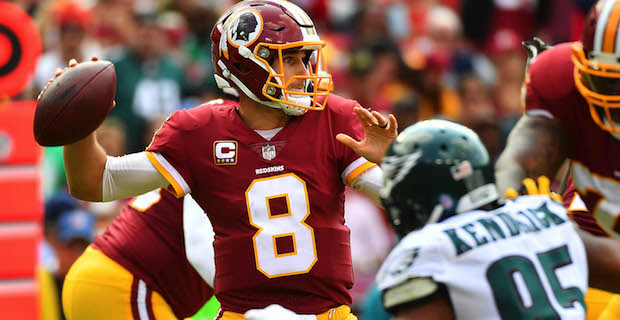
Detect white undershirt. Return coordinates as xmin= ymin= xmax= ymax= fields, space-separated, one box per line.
xmin=254 ymin=127 xmax=283 ymax=141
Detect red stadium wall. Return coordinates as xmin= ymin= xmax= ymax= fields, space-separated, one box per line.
xmin=0 ymin=101 xmax=43 ymax=319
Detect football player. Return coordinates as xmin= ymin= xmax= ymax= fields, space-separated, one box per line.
xmin=62 ymin=188 xmax=217 ymax=319
xmin=377 ymin=120 xmax=620 ymax=319
xmin=55 ymin=1 xmax=396 ymax=318
xmin=495 ymin=1 xmax=620 ymax=317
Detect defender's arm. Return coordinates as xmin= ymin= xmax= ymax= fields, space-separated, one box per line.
xmin=578 ymin=229 xmax=620 ymax=294
xmin=495 ymin=114 xmax=572 ymax=195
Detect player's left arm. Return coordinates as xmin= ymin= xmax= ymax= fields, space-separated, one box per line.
xmin=577 ymin=228 xmax=620 ymax=294
xmin=336 ymin=107 xmax=398 ymax=164
xmin=349 ymin=166 xmax=384 ymax=208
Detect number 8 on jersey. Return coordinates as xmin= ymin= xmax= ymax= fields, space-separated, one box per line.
xmin=246 ymin=173 xmax=318 ymax=278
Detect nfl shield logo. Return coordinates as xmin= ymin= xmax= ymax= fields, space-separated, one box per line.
xmin=262 ymin=145 xmax=276 ymax=161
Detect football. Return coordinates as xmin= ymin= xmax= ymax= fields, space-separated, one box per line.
xmin=33 ymin=60 xmax=116 ymax=146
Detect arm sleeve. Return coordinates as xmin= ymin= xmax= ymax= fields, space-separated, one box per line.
xmin=101 ymin=152 xmax=170 ymax=202
xmin=350 ymin=166 xmax=384 ymax=208
xmin=145 ymin=110 xmax=195 ymax=197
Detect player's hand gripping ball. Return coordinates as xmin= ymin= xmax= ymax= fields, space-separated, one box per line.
xmin=34 ymin=57 xmax=116 ymax=146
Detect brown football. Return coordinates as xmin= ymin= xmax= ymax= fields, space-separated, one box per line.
xmin=33 ymin=60 xmax=116 ymax=146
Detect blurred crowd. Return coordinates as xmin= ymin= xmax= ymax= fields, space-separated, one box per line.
xmin=7 ymin=0 xmax=597 ymax=318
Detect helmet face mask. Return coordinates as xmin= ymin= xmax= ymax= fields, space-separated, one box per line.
xmin=573 ymin=0 xmax=620 ymax=136
xmin=211 ymin=0 xmax=333 ymax=116
xmin=572 ymin=43 xmax=620 ymax=134
xmin=380 ymin=120 xmax=499 ymax=238
xmin=257 ymin=42 xmax=332 ymax=114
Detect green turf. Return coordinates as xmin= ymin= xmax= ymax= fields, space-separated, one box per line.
xmin=190 ymin=296 xmax=220 ymax=320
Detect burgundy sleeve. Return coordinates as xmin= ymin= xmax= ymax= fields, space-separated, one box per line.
xmin=331 ymin=97 xmax=377 ymax=184
xmin=146 ymin=110 xmax=193 ymax=196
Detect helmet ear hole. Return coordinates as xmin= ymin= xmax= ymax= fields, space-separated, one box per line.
xmin=233 ymin=63 xmax=252 ymax=75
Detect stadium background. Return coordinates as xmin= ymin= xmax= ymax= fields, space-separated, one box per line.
xmin=0 ymin=0 xmax=596 ymax=319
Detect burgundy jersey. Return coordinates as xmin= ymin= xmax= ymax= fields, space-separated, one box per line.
xmin=92 ymin=190 xmax=214 ymax=319
xmin=562 ymin=175 xmax=607 ymax=236
xmin=523 ymin=42 xmax=620 ymax=237
xmin=146 ymin=95 xmax=375 ymax=314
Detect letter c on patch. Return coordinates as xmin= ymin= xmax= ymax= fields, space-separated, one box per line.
xmin=216 ymin=142 xmax=236 ymax=158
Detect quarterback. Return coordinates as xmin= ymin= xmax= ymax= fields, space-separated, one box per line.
xmin=56 ymin=0 xmax=395 ymax=318
xmin=377 ymin=120 xmax=620 ymax=319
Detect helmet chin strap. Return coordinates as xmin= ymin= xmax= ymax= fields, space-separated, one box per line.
xmin=272 ymin=74 xmax=314 ymax=116
xmin=280 ymin=94 xmax=311 ymax=116
xmin=610 ymin=131 xmax=620 ymax=140
xmin=426 ymin=205 xmax=444 ymax=225
xmin=603 ymin=118 xmax=620 ymax=140
xmin=278 ymin=102 xmax=307 ymax=116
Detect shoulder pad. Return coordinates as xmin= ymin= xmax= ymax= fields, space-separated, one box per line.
xmin=382 ymin=277 xmax=439 ymax=310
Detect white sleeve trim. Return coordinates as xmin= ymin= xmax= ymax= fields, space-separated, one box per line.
xmin=102 ymin=152 xmax=170 ymax=202
xmin=350 ymin=166 xmax=384 ymax=208
xmin=341 ymin=157 xmax=370 ymax=182
xmin=150 ymin=152 xmax=192 ymax=195
xmin=526 ymin=109 xmax=555 ymax=119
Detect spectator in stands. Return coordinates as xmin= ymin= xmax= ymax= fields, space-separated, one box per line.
xmin=458 ymin=73 xmax=496 ymax=127
xmin=488 ymin=28 xmax=526 ymax=135
xmin=391 ymin=92 xmax=421 ymax=132
xmin=111 ymin=11 xmax=184 ymax=152
xmin=39 ymin=193 xmax=95 ymax=320
xmin=34 ymin=1 xmax=99 ymax=93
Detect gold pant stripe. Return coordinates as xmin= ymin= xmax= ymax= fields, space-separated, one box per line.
xmin=62 ymin=246 xmax=177 ymax=320
xmin=217 ymin=305 xmax=357 ymax=320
